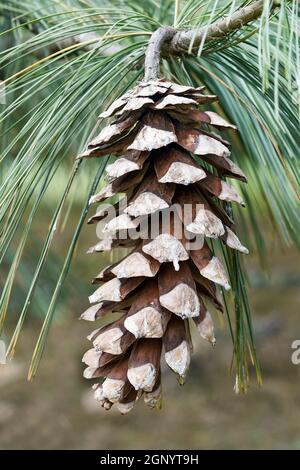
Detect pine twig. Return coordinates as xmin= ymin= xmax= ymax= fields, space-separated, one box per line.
xmin=144 ymin=1 xmax=280 ymax=79
xmin=144 ymin=27 xmax=176 ymax=81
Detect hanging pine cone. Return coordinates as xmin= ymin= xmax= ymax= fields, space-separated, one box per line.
xmin=79 ymin=79 xmax=249 ymax=414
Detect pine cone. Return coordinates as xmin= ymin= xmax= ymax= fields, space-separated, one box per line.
xmin=80 ymin=79 xmax=249 ymax=414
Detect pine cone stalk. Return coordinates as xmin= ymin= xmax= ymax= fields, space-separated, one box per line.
xmin=79 ymin=77 xmax=248 ymax=414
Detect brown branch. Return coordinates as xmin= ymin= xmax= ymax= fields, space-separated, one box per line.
xmin=166 ymin=0 xmax=279 ymax=55
xmin=24 ymin=1 xmax=280 ymax=77
xmin=144 ymin=27 xmax=176 ymax=81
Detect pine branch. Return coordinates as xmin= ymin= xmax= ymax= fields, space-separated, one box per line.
xmin=144 ymin=27 xmax=176 ymax=81
xmin=22 ymin=1 xmax=280 ymax=75
xmin=166 ymin=0 xmax=280 ymax=55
